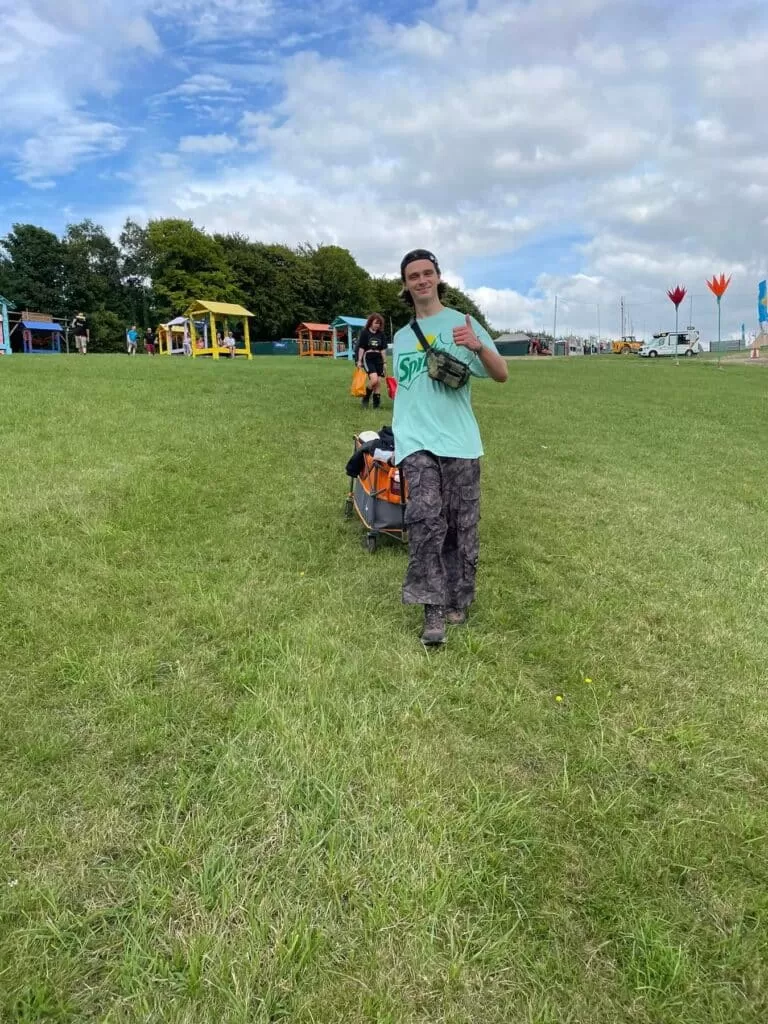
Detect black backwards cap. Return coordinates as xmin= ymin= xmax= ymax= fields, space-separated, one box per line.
xmin=400 ymin=249 xmax=440 ymax=281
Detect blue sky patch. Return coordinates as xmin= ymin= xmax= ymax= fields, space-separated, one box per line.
xmin=461 ymin=233 xmax=590 ymax=293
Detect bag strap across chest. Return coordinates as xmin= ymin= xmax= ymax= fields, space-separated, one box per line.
xmin=410 ymin=319 xmax=433 ymax=351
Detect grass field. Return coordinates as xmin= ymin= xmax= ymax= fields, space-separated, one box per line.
xmin=1 ymin=353 xmax=768 ymax=1023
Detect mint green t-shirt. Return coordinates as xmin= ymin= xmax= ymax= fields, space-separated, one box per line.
xmin=392 ymin=307 xmax=499 ymax=464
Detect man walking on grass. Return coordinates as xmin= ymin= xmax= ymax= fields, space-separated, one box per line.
xmin=392 ymin=249 xmax=508 ymax=647
xmin=72 ymin=311 xmax=89 ymax=355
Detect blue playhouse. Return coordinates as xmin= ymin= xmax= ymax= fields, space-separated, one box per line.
xmin=21 ymin=316 xmax=63 ymax=354
xmin=0 ymin=295 xmax=14 ymax=355
xmin=330 ymin=315 xmax=367 ymax=360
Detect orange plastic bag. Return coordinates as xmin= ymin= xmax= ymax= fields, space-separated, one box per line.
xmin=350 ymin=367 xmax=368 ymax=398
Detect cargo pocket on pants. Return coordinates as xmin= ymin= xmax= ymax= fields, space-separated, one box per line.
xmin=403 ymin=469 xmax=423 ymax=525
xmin=458 ymin=485 xmax=481 ymax=529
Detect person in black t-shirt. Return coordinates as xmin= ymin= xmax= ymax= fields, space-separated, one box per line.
xmin=356 ymin=313 xmax=388 ymax=409
xmin=72 ymin=312 xmax=89 ymax=354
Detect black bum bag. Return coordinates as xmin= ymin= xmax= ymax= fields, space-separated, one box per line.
xmin=411 ymin=320 xmax=471 ymax=390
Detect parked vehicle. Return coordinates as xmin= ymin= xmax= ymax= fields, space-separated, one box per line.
xmin=639 ymin=329 xmax=701 ymax=358
xmin=611 ymin=335 xmax=643 ymax=354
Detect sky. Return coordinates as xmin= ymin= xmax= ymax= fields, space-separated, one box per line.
xmin=1 ymin=0 xmax=767 ymax=339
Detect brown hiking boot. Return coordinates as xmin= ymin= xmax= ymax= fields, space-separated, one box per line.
xmin=420 ymin=605 xmax=446 ymax=646
xmin=445 ymin=607 xmax=468 ymax=626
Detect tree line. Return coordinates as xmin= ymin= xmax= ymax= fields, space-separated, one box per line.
xmin=0 ymin=219 xmax=493 ymax=352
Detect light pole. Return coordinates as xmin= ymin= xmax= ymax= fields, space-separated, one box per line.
xmin=553 ymin=295 xmax=558 ymax=353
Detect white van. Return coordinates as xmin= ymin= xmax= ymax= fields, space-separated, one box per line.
xmin=639 ymin=329 xmax=700 ymax=358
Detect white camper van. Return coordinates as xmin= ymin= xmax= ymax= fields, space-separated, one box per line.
xmin=639 ymin=328 xmax=701 ymax=358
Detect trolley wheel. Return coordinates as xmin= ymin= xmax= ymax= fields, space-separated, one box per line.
xmin=364 ymin=532 xmax=378 ymax=553
xmin=344 ymin=497 xmax=354 ymax=519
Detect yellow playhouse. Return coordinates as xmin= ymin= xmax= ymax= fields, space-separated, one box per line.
xmin=184 ymin=300 xmax=254 ymax=360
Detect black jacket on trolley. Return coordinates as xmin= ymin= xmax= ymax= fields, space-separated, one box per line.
xmin=345 ymin=426 xmax=395 ymax=477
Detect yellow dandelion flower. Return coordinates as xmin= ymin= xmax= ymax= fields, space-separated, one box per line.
xmin=555 ymin=695 xmax=563 ymax=702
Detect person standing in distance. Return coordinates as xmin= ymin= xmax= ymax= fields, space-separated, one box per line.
xmin=127 ymin=324 xmax=138 ymax=355
xmin=72 ymin=311 xmax=89 ymax=355
xmin=356 ymin=313 xmax=388 ymax=409
xmin=393 ymin=249 xmax=508 ymax=647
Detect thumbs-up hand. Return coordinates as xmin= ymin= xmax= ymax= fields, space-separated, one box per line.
xmin=453 ymin=313 xmax=483 ymax=353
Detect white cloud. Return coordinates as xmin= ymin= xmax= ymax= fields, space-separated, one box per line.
xmin=467 ymin=287 xmax=549 ymax=333
xmin=574 ymin=41 xmax=626 ymax=74
xmin=150 ymin=73 xmax=246 ymax=128
xmin=123 ymin=15 xmax=161 ymax=50
xmin=163 ymin=74 xmax=238 ymax=99
xmin=120 ymin=0 xmax=768 ymax=338
xmin=179 ymin=133 xmax=238 ymax=154
xmin=154 ymin=0 xmax=274 ymax=40
xmin=382 ymin=19 xmax=452 ymax=59
xmin=0 ymin=0 xmax=158 ymax=181
xmin=18 ymin=116 xmax=126 ymax=183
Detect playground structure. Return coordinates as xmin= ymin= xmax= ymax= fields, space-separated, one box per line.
xmin=21 ymin=312 xmax=63 ymax=354
xmin=157 ymin=316 xmax=190 ymax=355
xmin=184 ymin=300 xmax=254 ymax=359
xmin=330 ymin=316 xmax=367 ymax=360
xmin=0 ymin=295 xmax=13 ymax=355
xmin=156 ymin=316 xmax=207 ymax=356
xmin=297 ymin=322 xmax=333 ymax=357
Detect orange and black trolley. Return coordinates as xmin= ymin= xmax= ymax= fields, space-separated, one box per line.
xmin=344 ymin=433 xmax=407 ymax=553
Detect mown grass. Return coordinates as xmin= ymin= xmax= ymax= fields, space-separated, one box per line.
xmin=1 ymin=353 xmax=767 ymax=1023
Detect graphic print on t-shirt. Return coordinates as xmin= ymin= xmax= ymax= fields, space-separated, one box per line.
xmin=395 ymin=333 xmax=436 ymax=390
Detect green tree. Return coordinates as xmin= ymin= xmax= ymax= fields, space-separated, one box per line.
xmin=0 ymin=217 xmax=497 ymax=347
xmin=442 ymin=285 xmax=494 ymax=335
xmin=300 ymin=244 xmax=374 ymax=323
xmin=0 ymin=224 xmax=65 ymax=315
xmin=120 ymin=219 xmax=153 ymax=284
xmin=0 ymin=253 xmax=13 ymax=300
xmin=119 ymin=218 xmax=156 ymax=327
xmin=88 ymin=310 xmax=126 ymax=353
xmin=62 ymin=220 xmax=127 ymax=323
xmin=215 ymin=235 xmax=317 ymax=339
xmin=146 ymin=219 xmax=239 ymax=321
xmin=371 ymin=277 xmax=411 ymax=338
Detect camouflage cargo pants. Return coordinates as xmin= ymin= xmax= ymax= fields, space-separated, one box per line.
xmin=400 ymin=450 xmax=481 ymax=609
